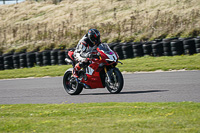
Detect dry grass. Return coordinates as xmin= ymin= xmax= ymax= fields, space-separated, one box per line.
xmin=0 ymin=0 xmax=200 ymax=53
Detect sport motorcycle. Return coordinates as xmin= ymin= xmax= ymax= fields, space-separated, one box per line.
xmin=63 ymin=43 xmax=124 ymax=95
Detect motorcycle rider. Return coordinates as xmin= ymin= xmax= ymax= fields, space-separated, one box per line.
xmin=73 ymin=29 xmax=101 ymax=77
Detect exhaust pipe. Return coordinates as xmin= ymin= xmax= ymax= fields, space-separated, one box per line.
xmin=65 ymin=58 xmax=72 ymax=64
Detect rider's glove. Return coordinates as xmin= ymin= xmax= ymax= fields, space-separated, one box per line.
xmin=97 ymin=52 xmax=101 ymax=56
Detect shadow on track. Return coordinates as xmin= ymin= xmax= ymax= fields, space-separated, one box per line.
xmin=81 ymin=89 xmax=168 ymax=96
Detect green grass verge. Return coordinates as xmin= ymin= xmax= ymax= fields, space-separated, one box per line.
xmin=0 ymin=54 xmax=200 ymax=79
xmin=120 ymin=54 xmax=200 ymax=72
xmin=0 ymin=102 xmax=200 ymax=132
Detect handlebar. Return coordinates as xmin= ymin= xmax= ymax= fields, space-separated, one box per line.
xmin=87 ymin=45 xmax=101 ymax=59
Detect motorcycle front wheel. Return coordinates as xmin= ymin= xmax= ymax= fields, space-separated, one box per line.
xmin=105 ymin=68 xmax=124 ymax=94
xmin=63 ymin=68 xmax=83 ymax=95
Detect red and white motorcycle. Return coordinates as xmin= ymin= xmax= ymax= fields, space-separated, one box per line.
xmin=63 ymin=43 xmax=124 ymax=95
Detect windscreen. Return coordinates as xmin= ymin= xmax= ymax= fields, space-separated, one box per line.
xmin=98 ymin=43 xmax=113 ymax=54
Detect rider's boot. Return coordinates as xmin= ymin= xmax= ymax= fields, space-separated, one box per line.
xmin=73 ymin=63 xmax=81 ymax=78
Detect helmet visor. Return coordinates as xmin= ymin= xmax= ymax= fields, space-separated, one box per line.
xmin=91 ymin=35 xmax=100 ymax=45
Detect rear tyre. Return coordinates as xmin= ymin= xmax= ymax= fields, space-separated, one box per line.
xmin=63 ymin=68 xmax=83 ymax=95
xmin=106 ymin=68 xmax=124 ymax=94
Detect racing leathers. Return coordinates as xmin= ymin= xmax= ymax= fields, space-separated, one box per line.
xmin=73 ymin=34 xmax=98 ymax=76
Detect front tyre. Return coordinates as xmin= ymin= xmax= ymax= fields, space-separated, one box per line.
xmin=63 ymin=68 xmax=83 ymax=95
xmin=106 ymin=68 xmax=124 ymax=94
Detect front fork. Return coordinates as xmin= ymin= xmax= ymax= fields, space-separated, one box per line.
xmin=104 ymin=67 xmax=114 ymax=83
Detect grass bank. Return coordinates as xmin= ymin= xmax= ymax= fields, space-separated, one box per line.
xmin=0 ymin=102 xmax=200 ymax=132
xmin=0 ymin=0 xmax=200 ymax=53
xmin=0 ymin=54 xmax=200 ymax=79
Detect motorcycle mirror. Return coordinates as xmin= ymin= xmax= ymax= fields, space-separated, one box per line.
xmin=118 ymin=61 xmax=123 ymax=65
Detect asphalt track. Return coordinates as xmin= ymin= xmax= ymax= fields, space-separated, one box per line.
xmin=0 ymin=71 xmax=200 ymax=104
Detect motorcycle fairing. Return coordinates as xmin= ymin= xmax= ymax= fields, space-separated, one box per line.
xmin=97 ymin=44 xmax=118 ymax=64
xmin=81 ymin=71 xmax=104 ymax=89
xmin=85 ymin=66 xmax=94 ymax=75
xmin=82 ymin=60 xmax=104 ymax=88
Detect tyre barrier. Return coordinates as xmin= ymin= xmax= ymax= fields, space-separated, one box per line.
xmin=121 ymin=43 xmax=133 ymax=59
xmin=152 ymin=42 xmax=163 ymax=56
xmin=36 ymin=52 xmax=43 ymax=66
xmin=42 ymin=50 xmax=51 ymax=66
xmin=162 ymin=41 xmax=172 ymax=56
xmin=170 ymin=40 xmax=184 ymax=56
xmin=0 ymin=56 xmax=4 ymax=70
xmin=179 ymin=37 xmax=194 ymax=41
xmin=195 ymin=38 xmax=200 ymax=53
xmin=143 ymin=42 xmax=153 ymax=56
xmin=183 ymin=39 xmax=196 ymax=55
xmin=113 ymin=44 xmax=124 ymax=59
xmin=163 ymin=37 xmax=178 ymax=42
xmin=13 ymin=54 xmax=20 ymax=69
xmin=108 ymin=43 xmax=118 ymax=51
xmin=4 ymin=55 xmax=13 ymax=69
xmin=51 ymin=49 xmax=59 ymax=65
xmin=19 ymin=53 xmax=27 ymax=68
xmin=2 ymin=53 xmax=13 ymax=57
xmin=26 ymin=52 xmax=36 ymax=68
xmin=132 ymin=42 xmax=144 ymax=57
xmin=58 ymin=50 xmax=66 ymax=65
xmin=1 ymin=37 xmax=200 ymax=71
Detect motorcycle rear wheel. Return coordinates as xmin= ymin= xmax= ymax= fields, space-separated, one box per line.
xmin=106 ymin=68 xmax=124 ymax=94
xmin=63 ymin=68 xmax=83 ymax=95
